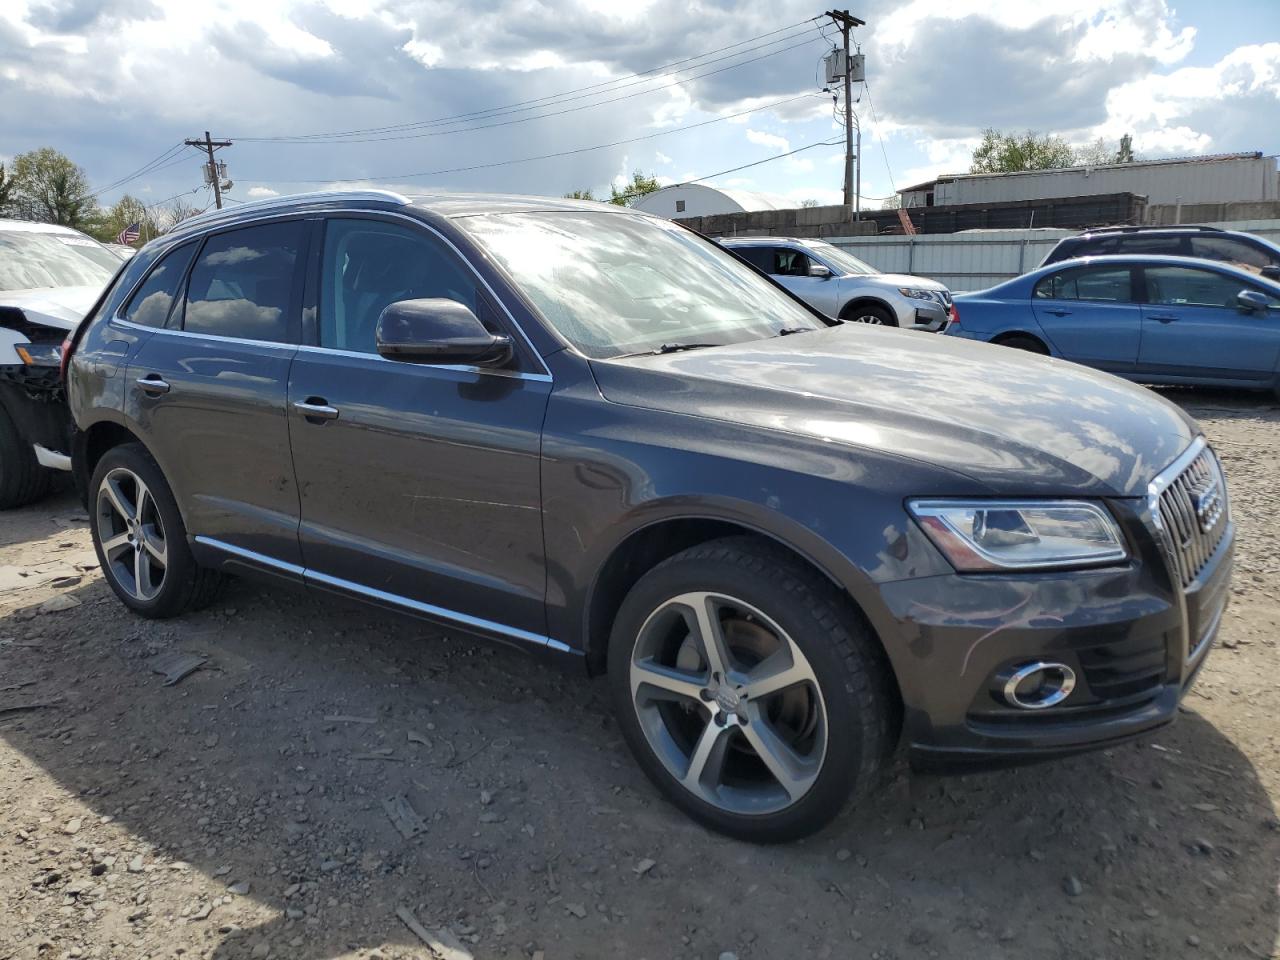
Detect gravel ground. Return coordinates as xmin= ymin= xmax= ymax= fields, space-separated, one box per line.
xmin=1 ymin=388 xmax=1278 ymax=960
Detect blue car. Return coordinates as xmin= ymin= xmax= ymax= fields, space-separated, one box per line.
xmin=948 ymin=255 xmax=1280 ymax=399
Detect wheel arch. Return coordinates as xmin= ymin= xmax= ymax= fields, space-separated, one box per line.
xmin=581 ymin=509 xmax=900 ymax=704
xmin=991 ymin=330 xmax=1052 ymax=354
xmin=74 ymin=418 xmax=154 ymax=509
xmin=838 ymin=296 xmax=898 ymax=326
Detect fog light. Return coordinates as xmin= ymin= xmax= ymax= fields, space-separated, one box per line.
xmin=1000 ymin=661 xmax=1076 ymax=710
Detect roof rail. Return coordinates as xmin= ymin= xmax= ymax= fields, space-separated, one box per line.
xmin=176 ymin=189 xmax=410 ymax=232
xmin=1088 ymin=224 xmax=1224 ymax=235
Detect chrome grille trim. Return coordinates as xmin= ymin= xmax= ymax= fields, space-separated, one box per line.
xmin=1147 ymin=438 xmax=1230 ymax=590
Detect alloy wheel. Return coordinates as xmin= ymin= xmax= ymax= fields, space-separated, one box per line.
xmin=96 ymin=467 xmax=168 ymax=602
xmin=628 ymin=591 xmax=828 ymax=815
xmin=851 ymin=313 xmax=885 ymax=324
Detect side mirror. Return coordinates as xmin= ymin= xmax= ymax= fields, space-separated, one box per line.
xmin=1237 ymin=290 xmax=1270 ymax=314
xmin=376 ymin=298 xmax=513 ymax=367
xmin=1260 ymin=265 xmax=1280 ymax=282
xmin=808 ymin=263 xmax=832 ymax=279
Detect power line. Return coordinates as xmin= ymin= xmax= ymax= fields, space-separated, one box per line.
xmin=234 ymin=18 xmax=822 ymax=143
xmin=243 ymin=92 xmax=823 ymax=184
xmin=235 ymin=33 xmax=824 ymax=147
xmin=862 ymin=78 xmax=896 ymax=194
xmin=79 ymin=142 xmax=190 ymax=202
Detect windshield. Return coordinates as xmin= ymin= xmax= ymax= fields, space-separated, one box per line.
xmin=460 ymin=211 xmax=825 ymax=359
xmin=0 ymin=229 xmax=119 ymax=292
xmin=802 ymin=240 xmax=878 ymax=277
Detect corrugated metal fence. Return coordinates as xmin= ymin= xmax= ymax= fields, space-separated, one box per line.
xmin=828 ymin=220 xmax=1280 ymax=293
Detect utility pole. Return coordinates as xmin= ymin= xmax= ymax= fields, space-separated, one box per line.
xmin=184 ymin=131 xmax=232 ymax=209
xmin=826 ymin=10 xmax=865 ymax=221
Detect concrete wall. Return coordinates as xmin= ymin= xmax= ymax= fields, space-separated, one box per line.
xmin=1146 ymin=200 xmax=1280 ymax=225
xmin=674 ymin=204 xmax=877 ymax=239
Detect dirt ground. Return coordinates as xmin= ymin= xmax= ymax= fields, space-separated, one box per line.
xmin=1 ymin=388 xmax=1279 ymax=960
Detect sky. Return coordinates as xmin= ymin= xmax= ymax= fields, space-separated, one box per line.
xmin=1 ymin=0 xmax=1278 ymax=214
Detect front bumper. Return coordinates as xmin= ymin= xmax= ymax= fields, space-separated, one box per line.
xmin=0 ymin=365 xmax=73 ymax=469
xmin=874 ymin=497 xmax=1233 ymax=769
xmin=896 ymin=297 xmax=950 ymax=333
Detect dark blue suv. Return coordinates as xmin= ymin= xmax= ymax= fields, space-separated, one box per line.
xmin=65 ymin=191 xmax=1234 ymax=841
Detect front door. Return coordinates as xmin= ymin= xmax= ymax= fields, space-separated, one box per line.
xmin=1138 ymin=264 xmax=1280 ymax=381
xmin=123 ymin=219 xmax=307 ymax=565
xmin=287 ymin=216 xmax=551 ymax=639
xmin=1030 ymin=263 xmax=1141 ymax=372
xmin=768 ymin=247 xmax=842 ymax=318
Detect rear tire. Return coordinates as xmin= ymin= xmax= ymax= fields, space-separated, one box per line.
xmin=89 ymin=443 xmax=224 ymax=618
xmin=841 ymin=304 xmax=896 ymax=327
xmin=0 ymin=403 xmax=53 ymax=509
xmin=607 ymin=536 xmax=896 ymax=842
xmin=996 ymin=334 xmax=1049 ymax=355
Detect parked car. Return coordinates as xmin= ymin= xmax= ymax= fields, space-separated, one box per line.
xmin=107 ymin=243 xmax=139 ymax=260
xmin=1041 ymin=225 xmax=1280 ymax=281
xmin=0 ymin=219 xmax=121 ymax=507
xmin=720 ymin=236 xmax=955 ymax=330
xmin=949 ymin=254 xmax=1280 ymax=398
xmin=67 ymin=191 xmax=1232 ymax=841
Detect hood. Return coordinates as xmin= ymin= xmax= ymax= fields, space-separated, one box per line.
xmin=867 ymin=273 xmax=948 ymax=291
xmin=590 ymin=325 xmax=1198 ymax=497
xmin=0 ymin=286 xmax=101 ymax=331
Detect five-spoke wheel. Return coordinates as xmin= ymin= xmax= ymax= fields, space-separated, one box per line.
xmin=96 ymin=467 xmax=168 ymax=601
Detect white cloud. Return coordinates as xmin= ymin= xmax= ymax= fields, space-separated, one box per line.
xmin=654 ymin=150 xmax=672 ymax=165
xmin=246 ymin=185 xmax=280 ymax=198
xmin=745 ymin=129 xmax=789 ymax=152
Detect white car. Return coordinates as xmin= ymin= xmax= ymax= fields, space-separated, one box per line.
xmin=0 ymin=219 xmax=120 ymax=507
xmin=720 ymin=237 xmax=955 ymax=331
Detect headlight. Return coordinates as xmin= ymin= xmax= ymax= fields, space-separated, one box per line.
xmin=898 ymin=287 xmax=939 ymax=302
xmin=907 ymin=500 xmax=1128 ymax=571
xmin=15 ymin=342 xmax=62 ymax=367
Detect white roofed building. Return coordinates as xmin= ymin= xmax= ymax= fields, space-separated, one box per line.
xmin=631 ymin=183 xmax=794 ymax=220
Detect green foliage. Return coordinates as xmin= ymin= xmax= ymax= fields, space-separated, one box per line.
xmin=87 ymin=194 xmax=161 ymax=246
xmin=0 ymin=164 xmax=17 ymax=218
xmin=799 ymin=198 xmax=821 ymax=208
xmin=563 ymin=189 xmax=597 ymax=201
xmin=10 ymin=147 xmax=95 ymax=228
xmin=970 ymin=129 xmax=1075 ymax=174
xmin=610 ymin=170 xmax=661 ymax=207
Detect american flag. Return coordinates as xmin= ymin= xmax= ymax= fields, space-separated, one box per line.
xmin=114 ymin=222 xmax=141 ymax=245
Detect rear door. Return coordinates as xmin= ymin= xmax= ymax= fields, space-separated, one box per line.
xmin=1138 ymin=264 xmax=1280 ymax=381
xmin=123 ymin=218 xmax=307 ymax=566
xmin=1030 ymin=263 xmax=1141 ymax=372
xmin=286 ymin=215 xmax=551 ymax=639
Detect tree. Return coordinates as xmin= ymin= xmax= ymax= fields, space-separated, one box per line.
xmin=88 ymin=194 xmax=161 ymax=246
xmin=969 ymin=129 xmax=1074 ymax=174
xmin=799 ymin=198 xmax=821 ymax=208
xmin=563 ymin=189 xmax=596 ymax=201
xmin=1072 ymin=138 xmax=1114 ymax=167
xmin=610 ymin=170 xmax=660 ymax=207
xmin=0 ymin=164 xmax=17 ymax=218
xmin=11 ymin=147 xmax=95 ymax=228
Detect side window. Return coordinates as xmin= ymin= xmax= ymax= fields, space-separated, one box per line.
xmin=773 ymin=248 xmax=810 ymax=277
xmin=181 ymin=221 xmax=304 ymax=343
xmin=1190 ymin=236 xmax=1272 ymax=272
xmin=1034 ymin=266 xmax=1132 ymax=302
xmin=121 ymin=242 xmax=197 ymax=328
xmin=1145 ymin=266 xmax=1252 ymax=308
xmin=319 ymin=218 xmax=479 ymax=354
xmin=734 ymin=247 xmax=773 ymax=272
xmin=1114 ymin=235 xmax=1188 ymax=257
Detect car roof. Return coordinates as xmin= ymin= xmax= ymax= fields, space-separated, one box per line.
xmin=1032 ymin=253 xmax=1280 ymax=284
xmin=0 ymin=219 xmax=88 ymax=237
xmin=719 ymin=237 xmax=817 ymax=246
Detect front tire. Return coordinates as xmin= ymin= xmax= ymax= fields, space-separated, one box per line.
xmin=996 ymin=334 xmax=1049 ymax=355
xmin=841 ymin=304 xmax=896 ymax=327
xmin=89 ymin=443 xmax=223 ymax=618
xmin=608 ymin=537 xmax=896 ymax=842
xmin=0 ymin=404 xmax=53 ymax=509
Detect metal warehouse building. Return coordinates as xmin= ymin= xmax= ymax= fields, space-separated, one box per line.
xmin=632 ymin=183 xmax=793 ymax=219
xmin=900 ymin=152 xmax=1279 ymax=209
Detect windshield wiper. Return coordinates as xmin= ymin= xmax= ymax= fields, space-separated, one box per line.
xmin=775 ymin=326 xmax=815 ymax=337
xmin=626 ymin=342 xmax=721 ymax=356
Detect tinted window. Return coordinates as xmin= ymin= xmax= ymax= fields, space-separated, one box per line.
xmin=121 ymin=243 xmax=197 ymax=328
xmin=1145 ymin=266 xmax=1254 ymax=308
xmin=773 ymin=248 xmax=810 ymax=277
xmin=181 ymin=222 xmax=304 ymax=342
xmin=1035 ymin=266 xmax=1133 ymax=302
xmin=319 ymin=219 xmax=479 ymax=354
xmin=1190 ymin=236 xmax=1273 ymax=271
xmin=1112 ymin=235 xmax=1188 ymax=256
xmin=733 ymin=246 xmax=773 ymax=272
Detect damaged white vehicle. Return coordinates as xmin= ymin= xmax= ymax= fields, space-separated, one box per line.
xmin=0 ymin=220 xmax=120 ymax=508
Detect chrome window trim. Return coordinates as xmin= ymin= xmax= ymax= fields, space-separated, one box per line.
xmin=113 ymin=206 xmax=552 ymax=381
xmin=292 ymin=343 xmax=553 ymax=382
xmin=112 ymin=317 xmax=296 ymax=351
xmin=194 ymin=536 xmax=569 ymax=653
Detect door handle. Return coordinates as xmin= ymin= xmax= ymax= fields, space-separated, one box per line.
xmin=136 ymin=375 xmax=170 ymax=395
xmin=1150 ymin=315 xmax=1179 ymax=324
xmin=1045 ymin=308 xmax=1072 ymax=317
xmin=293 ymin=399 xmax=340 ymax=422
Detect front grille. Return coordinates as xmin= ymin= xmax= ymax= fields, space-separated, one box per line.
xmin=1154 ymin=444 xmax=1229 ymax=589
